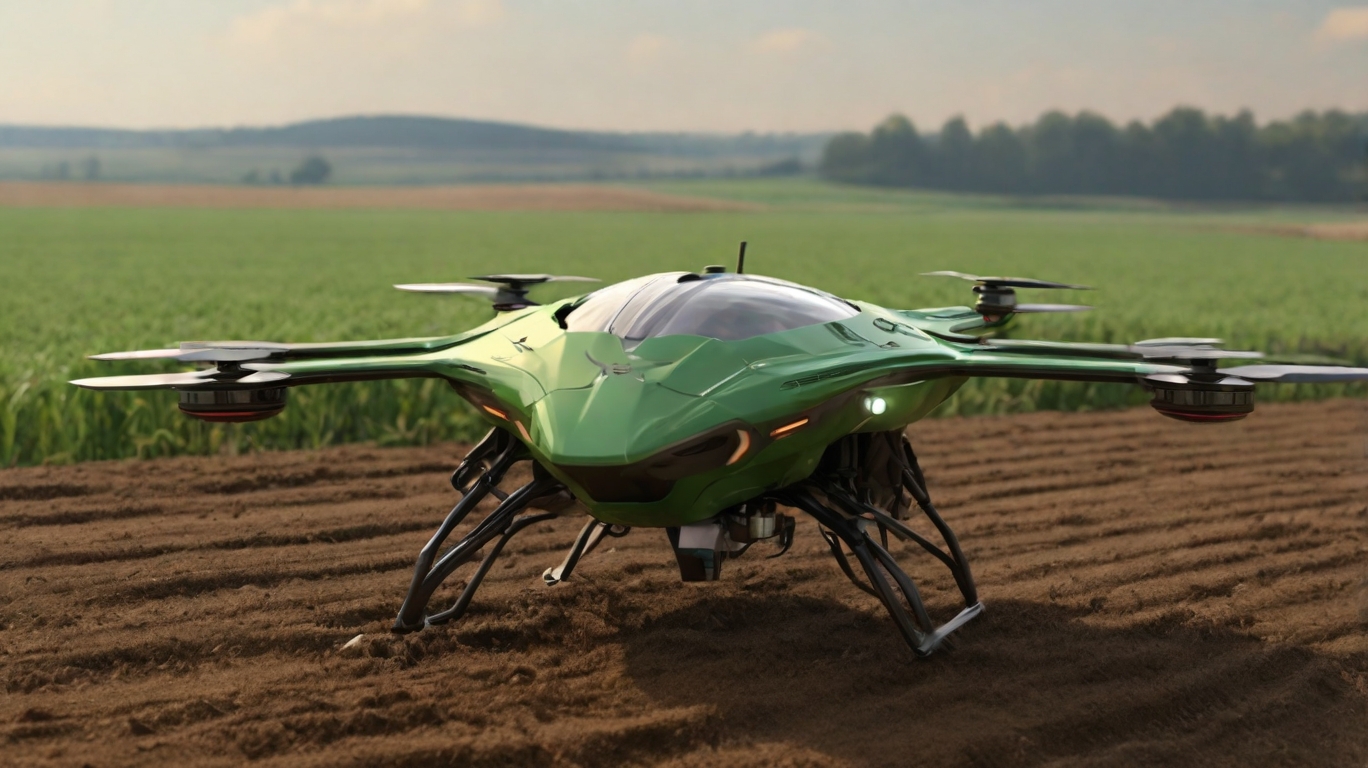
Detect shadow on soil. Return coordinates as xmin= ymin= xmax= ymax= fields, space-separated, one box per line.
xmin=620 ymin=594 xmax=1368 ymax=768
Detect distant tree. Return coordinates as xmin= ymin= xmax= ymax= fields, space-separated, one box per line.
xmin=1209 ymin=111 xmax=1259 ymax=198
xmin=1068 ymin=112 xmax=1120 ymax=194
xmin=755 ymin=157 xmax=803 ymax=176
xmin=241 ymin=169 xmax=261 ymax=184
xmin=1151 ymin=107 xmax=1217 ymax=198
xmin=42 ymin=160 xmax=71 ymax=180
xmin=936 ymin=117 xmax=974 ymax=190
xmin=868 ymin=114 xmax=928 ymax=186
xmin=1025 ymin=111 xmax=1076 ymax=194
xmin=819 ymin=107 xmax=1367 ymax=202
xmin=269 ymin=169 xmax=283 ymax=184
xmin=80 ymin=156 xmax=101 ymax=181
xmin=819 ymin=132 xmax=873 ymax=183
xmin=1117 ymin=120 xmax=1158 ymax=196
xmin=289 ymin=155 xmax=332 ymax=185
xmin=971 ymin=123 xmax=1029 ymax=194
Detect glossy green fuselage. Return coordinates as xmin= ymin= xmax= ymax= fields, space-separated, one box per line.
xmin=486 ymin=305 xmax=967 ymax=526
xmin=266 ymin=279 xmax=1169 ymax=528
xmin=297 ymin=297 xmax=969 ymax=527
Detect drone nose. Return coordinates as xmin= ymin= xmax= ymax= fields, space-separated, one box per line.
xmin=531 ymin=378 xmax=718 ymax=464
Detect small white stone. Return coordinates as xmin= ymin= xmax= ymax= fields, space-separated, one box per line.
xmin=341 ymin=634 xmax=364 ymax=650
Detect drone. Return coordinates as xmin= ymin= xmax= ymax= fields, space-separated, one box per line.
xmin=73 ymin=247 xmax=1368 ymax=656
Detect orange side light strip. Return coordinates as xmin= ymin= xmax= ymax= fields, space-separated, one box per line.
xmin=515 ymin=420 xmax=532 ymax=441
xmin=482 ymin=404 xmax=508 ymax=420
xmin=726 ymin=429 xmax=751 ymax=465
xmin=769 ymin=417 xmax=809 ymax=438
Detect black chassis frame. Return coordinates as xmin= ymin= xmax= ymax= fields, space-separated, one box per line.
xmin=391 ymin=427 xmax=982 ymax=657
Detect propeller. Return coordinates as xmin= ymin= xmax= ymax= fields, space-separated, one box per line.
xmin=921 ymin=271 xmax=1091 ymax=316
xmin=1012 ymin=303 xmax=1093 ymax=314
xmin=91 ymin=341 xmax=290 ymax=363
xmin=1134 ymin=337 xmax=1224 ymax=347
xmin=1216 ymin=364 xmax=1368 ymax=383
xmin=1132 ymin=345 xmax=1263 ymax=362
xmin=396 ymin=274 xmax=598 ymax=311
xmin=70 ymin=369 xmax=288 ymax=391
xmin=920 ymin=271 xmax=1090 ymax=291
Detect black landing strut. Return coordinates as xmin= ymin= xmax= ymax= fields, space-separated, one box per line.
xmin=771 ymin=432 xmax=982 ymax=657
xmin=392 ymin=428 xmax=584 ymax=633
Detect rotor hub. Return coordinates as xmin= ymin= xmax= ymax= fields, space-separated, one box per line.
xmin=972 ymin=285 xmax=1018 ymax=316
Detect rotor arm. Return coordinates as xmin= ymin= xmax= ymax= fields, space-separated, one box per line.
xmin=932 ymin=351 xmax=1181 ymax=384
xmin=71 ymin=350 xmax=495 ymax=424
xmin=910 ymin=344 xmax=1368 ymax=423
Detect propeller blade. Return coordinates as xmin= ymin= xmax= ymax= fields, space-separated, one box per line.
xmin=469 ymin=274 xmax=598 ymax=286
xmin=921 ymin=271 xmax=1090 ymax=290
xmin=91 ymin=342 xmax=287 ymax=363
xmin=1013 ymin=303 xmax=1093 ymax=313
xmin=1217 ymin=364 xmax=1368 ymax=383
xmin=177 ymin=348 xmax=285 ymax=363
xmin=89 ymin=348 xmax=183 ymax=361
xmin=394 ymin=283 xmax=500 ymax=296
xmin=1134 ymin=337 xmax=1224 ymax=347
xmin=71 ymin=368 xmax=290 ymax=390
xmin=237 ymin=370 xmax=292 ymax=385
xmin=180 ymin=340 xmax=290 ymax=352
xmin=1135 ymin=346 xmax=1263 ymax=361
xmin=70 ymin=371 xmax=216 ymax=390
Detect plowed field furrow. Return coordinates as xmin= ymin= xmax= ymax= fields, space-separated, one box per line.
xmin=923 ymin=411 xmax=1363 ymax=475
xmin=974 ymin=503 xmax=1357 ymax=569
xmin=1 ymin=401 xmax=1365 ymax=767
xmin=931 ymin=447 xmax=1359 ymax=506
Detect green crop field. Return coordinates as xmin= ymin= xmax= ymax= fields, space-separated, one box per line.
xmin=2 ymin=178 xmax=1365 ymax=466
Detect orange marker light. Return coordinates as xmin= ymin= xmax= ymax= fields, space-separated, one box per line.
xmin=769 ymin=417 xmax=809 ymax=438
xmin=481 ymin=404 xmax=508 ymax=420
xmin=726 ymin=430 xmax=751 ymax=465
xmin=515 ymin=420 xmax=532 ymax=441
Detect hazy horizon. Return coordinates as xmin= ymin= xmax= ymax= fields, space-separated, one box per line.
xmin=2 ymin=1 xmax=1366 ymax=134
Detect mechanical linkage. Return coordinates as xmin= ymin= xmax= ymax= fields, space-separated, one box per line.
xmin=395 ymin=427 xmax=980 ymax=657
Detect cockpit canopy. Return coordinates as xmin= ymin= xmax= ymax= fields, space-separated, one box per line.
xmin=564 ymin=272 xmax=858 ymax=346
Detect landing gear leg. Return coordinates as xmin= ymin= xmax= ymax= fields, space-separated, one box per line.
xmin=543 ymin=519 xmax=630 ymax=585
xmin=392 ymin=430 xmax=566 ymax=633
xmin=772 ymin=432 xmax=983 ymax=656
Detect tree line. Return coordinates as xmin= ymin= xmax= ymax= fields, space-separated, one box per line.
xmin=820 ymin=108 xmax=1367 ymax=202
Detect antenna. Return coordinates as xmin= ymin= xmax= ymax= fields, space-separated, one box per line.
xmin=736 ymin=241 xmax=747 ymax=274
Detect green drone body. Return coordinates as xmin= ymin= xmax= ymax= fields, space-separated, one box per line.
xmin=73 ymin=266 xmax=1368 ymax=655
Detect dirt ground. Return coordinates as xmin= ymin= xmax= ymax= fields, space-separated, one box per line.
xmin=2 ymin=401 xmax=1366 ymax=767
xmin=0 ymin=182 xmax=761 ymax=213
xmin=1223 ymin=221 xmax=1368 ymax=242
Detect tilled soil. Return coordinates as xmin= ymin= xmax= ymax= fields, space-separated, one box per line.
xmin=0 ymin=182 xmax=762 ymax=213
xmin=2 ymin=401 xmax=1366 ymax=767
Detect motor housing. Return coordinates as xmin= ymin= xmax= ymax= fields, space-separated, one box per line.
xmin=1145 ymin=373 xmax=1254 ymax=422
xmin=178 ymin=387 xmax=287 ymax=422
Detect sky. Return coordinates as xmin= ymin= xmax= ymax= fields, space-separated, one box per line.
xmin=0 ymin=0 xmax=1365 ymax=134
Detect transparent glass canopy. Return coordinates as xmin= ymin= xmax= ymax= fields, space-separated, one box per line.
xmin=565 ymin=273 xmax=858 ymax=344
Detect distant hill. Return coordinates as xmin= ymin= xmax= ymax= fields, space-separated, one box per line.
xmin=0 ymin=115 xmax=830 ymax=184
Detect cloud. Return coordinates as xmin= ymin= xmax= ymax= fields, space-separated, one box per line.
xmin=454 ymin=0 xmax=504 ymax=26
xmin=228 ymin=0 xmax=501 ymax=46
xmin=751 ymin=28 xmax=827 ymax=55
xmin=1315 ymin=6 xmax=1368 ymax=42
xmin=626 ymin=33 xmax=670 ymax=63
